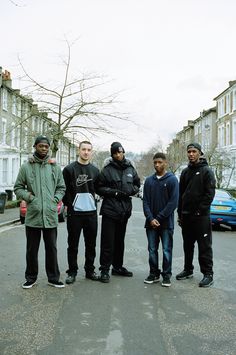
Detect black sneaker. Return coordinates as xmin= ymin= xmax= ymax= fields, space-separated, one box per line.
xmin=162 ymin=276 xmax=171 ymax=287
xmin=48 ymin=280 xmax=65 ymax=288
xmin=22 ymin=280 xmax=37 ymax=289
xmin=144 ymin=274 xmax=160 ymax=284
xmin=85 ymin=272 xmax=99 ymax=281
xmin=100 ymin=271 xmax=110 ymax=283
xmin=65 ymin=275 xmax=76 ymax=284
xmin=176 ymin=270 xmax=193 ymax=280
xmin=112 ymin=267 xmax=133 ymax=277
xmin=199 ymin=275 xmax=214 ymax=288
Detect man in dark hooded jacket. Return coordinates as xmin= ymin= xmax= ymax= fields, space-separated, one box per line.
xmin=143 ymin=152 xmax=179 ymax=287
xmin=97 ymin=142 xmax=140 ymax=283
xmin=176 ymin=143 xmax=216 ymax=287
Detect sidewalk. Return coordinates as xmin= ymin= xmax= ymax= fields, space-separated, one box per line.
xmin=0 ymin=207 xmax=20 ymax=227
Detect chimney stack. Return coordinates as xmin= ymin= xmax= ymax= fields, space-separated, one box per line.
xmin=2 ymin=70 xmax=11 ymax=81
xmin=2 ymin=69 xmax=12 ymax=88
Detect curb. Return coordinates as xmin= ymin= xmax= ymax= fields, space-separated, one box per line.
xmin=0 ymin=219 xmax=20 ymax=228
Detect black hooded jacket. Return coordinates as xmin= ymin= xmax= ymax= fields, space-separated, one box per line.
xmin=178 ymin=158 xmax=216 ymax=217
xmin=97 ymin=157 xmax=140 ymax=220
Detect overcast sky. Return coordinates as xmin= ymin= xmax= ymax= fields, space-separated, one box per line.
xmin=1 ymin=0 xmax=236 ymax=153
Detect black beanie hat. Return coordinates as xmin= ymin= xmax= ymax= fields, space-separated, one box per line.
xmin=110 ymin=142 xmax=125 ymax=156
xmin=34 ymin=135 xmax=51 ymax=147
xmin=187 ymin=142 xmax=203 ymax=155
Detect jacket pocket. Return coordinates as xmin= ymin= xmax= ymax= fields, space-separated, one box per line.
xmin=73 ymin=193 xmax=96 ymax=212
xmin=26 ymin=197 xmax=42 ymax=223
xmin=123 ymin=174 xmax=135 ymax=195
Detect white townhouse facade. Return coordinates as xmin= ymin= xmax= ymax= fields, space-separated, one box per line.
xmin=193 ymin=107 xmax=217 ymax=152
xmin=214 ymin=80 xmax=236 ymax=187
xmin=167 ymin=79 xmax=236 ymax=188
xmin=0 ymin=67 xmax=77 ymax=198
xmin=214 ymin=80 xmax=236 ymax=150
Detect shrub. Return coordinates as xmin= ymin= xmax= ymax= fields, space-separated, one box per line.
xmin=5 ymin=200 xmax=20 ymax=209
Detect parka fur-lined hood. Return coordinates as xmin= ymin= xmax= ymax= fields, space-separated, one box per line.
xmin=103 ymin=157 xmax=136 ymax=169
xmin=28 ymin=154 xmax=57 ymax=165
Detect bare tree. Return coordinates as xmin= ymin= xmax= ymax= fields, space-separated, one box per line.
xmin=18 ymin=39 xmax=130 ymax=157
xmin=166 ymin=141 xmax=186 ymax=174
xmin=205 ymin=146 xmax=233 ymax=188
xmin=92 ymin=150 xmax=110 ymax=170
xmin=8 ymin=0 xmax=26 ymax=6
xmin=136 ymin=139 xmax=164 ymax=180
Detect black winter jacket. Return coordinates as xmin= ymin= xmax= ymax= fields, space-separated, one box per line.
xmin=178 ymin=158 xmax=216 ymax=217
xmin=97 ymin=158 xmax=140 ymax=220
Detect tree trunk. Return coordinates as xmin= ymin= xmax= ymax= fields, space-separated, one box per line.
xmin=51 ymin=139 xmax=59 ymax=158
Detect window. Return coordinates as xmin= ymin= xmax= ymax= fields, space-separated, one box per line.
xmin=226 ymin=94 xmax=230 ymax=114
xmin=2 ymin=158 xmax=8 ymax=183
xmin=221 ymin=126 xmax=225 ymax=146
xmin=217 ymin=101 xmax=221 ymax=118
xmin=226 ymin=122 xmax=230 ymax=146
xmin=12 ymin=96 xmax=17 ymax=115
xmin=17 ymin=127 xmax=21 ymax=148
xmin=43 ymin=120 xmax=47 ymax=132
xmin=218 ymin=98 xmax=224 ymax=118
xmin=218 ymin=127 xmax=221 ymax=146
xmin=32 ymin=117 xmax=35 ymax=131
xmin=17 ymin=98 xmax=21 ymax=117
xmin=197 ymin=123 xmax=201 ymax=135
xmin=22 ymin=102 xmax=28 ymax=119
xmin=2 ymin=88 xmax=8 ymax=111
xmin=12 ymin=158 xmax=18 ymax=183
xmin=218 ymin=125 xmax=225 ymax=147
xmin=233 ymin=120 xmax=236 ymax=145
xmin=40 ymin=120 xmax=43 ymax=132
xmin=11 ymin=124 xmax=16 ymax=147
xmin=1 ymin=118 xmax=7 ymax=144
xmin=24 ymin=127 xmax=28 ymax=150
xmin=233 ymin=91 xmax=236 ymax=111
xmin=35 ymin=118 xmax=39 ymax=132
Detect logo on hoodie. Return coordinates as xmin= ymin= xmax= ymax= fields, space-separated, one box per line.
xmin=76 ymin=174 xmax=92 ymax=187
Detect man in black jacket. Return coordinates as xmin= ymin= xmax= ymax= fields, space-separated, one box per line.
xmin=97 ymin=142 xmax=141 ymax=283
xmin=176 ymin=143 xmax=215 ymax=287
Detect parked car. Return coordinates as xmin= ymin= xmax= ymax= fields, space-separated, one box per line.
xmin=210 ymin=189 xmax=236 ymax=230
xmin=19 ymin=200 xmax=67 ymax=224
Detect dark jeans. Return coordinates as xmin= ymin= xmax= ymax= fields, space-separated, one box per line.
xmin=99 ymin=215 xmax=128 ymax=272
xmin=66 ymin=213 xmax=97 ymax=275
xmin=181 ymin=214 xmax=213 ymax=275
xmin=25 ymin=226 xmax=60 ymax=282
xmin=146 ymin=227 xmax=173 ymax=277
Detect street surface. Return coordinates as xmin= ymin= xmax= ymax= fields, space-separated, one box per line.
xmin=0 ymin=198 xmax=236 ymax=355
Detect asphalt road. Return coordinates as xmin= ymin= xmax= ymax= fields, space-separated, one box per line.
xmin=0 ymin=198 xmax=236 ymax=355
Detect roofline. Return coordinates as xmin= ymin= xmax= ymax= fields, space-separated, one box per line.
xmin=214 ymin=80 xmax=236 ymax=100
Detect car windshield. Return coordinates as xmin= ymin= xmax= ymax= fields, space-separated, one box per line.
xmin=215 ymin=190 xmax=232 ymax=199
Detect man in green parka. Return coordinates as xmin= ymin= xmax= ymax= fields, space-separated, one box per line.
xmin=14 ymin=135 xmax=65 ymax=289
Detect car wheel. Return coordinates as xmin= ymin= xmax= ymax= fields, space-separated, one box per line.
xmin=212 ymin=224 xmax=220 ymax=231
xmin=20 ymin=215 xmax=25 ymax=224
xmin=231 ymin=226 xmax=236 ymax=231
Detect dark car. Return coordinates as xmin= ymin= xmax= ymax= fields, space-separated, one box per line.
xmin=210 ymin=189 xmax=236 ymax=230
xmin=19 ymin=200 xmax=67 ymax=224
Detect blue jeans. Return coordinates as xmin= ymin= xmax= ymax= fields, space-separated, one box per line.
xmin=146 ymin=228 xmax=173 ymax=277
